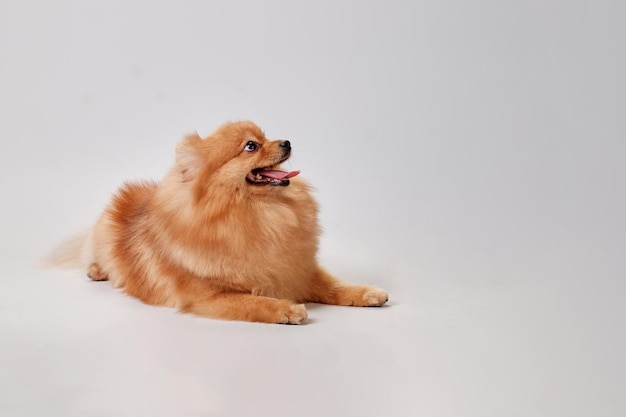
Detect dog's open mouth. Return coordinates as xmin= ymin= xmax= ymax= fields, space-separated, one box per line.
xmin=246 ymin=168 xmax=301 ymax=186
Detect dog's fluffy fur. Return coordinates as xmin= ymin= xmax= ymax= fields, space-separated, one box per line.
xmin=50 ymin=121 xmax=387 ymax=324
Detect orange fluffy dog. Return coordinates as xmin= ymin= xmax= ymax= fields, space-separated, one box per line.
xmin=51 ymin=121 xmax=388 ymax=324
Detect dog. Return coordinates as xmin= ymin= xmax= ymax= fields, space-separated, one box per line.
xmin=48 ymin=121 xmax=388 ymax=324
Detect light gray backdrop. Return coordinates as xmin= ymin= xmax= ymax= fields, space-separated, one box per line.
xmin=1 ymin=1 xmax=624 ymax=416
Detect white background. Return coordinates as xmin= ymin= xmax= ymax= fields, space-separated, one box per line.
xmin=1 ymin=1 xmax=625 ymax=416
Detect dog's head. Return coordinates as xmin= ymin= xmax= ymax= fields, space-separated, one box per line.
xmin=174 ymin=121 xmax=300 ymax=199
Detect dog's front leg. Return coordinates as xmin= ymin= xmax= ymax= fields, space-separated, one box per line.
xmin=180 ymin=292 xmax=308 ymax=324
xmin=305 ymin=267 xmax=388 ymax=307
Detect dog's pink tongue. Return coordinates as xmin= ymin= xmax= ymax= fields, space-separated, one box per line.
xmin=258 ymin=169 xmax=300 ymax=180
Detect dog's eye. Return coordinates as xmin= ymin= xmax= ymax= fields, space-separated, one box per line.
xmin=244 ymin=141 xmax=258 ymax=152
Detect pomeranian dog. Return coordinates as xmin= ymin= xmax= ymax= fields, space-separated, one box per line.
xmin=49 ymin=121 xmax=388 ymax=324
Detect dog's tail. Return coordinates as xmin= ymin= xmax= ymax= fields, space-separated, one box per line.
xmin=41 ymin=230 xmax=91 ymax=270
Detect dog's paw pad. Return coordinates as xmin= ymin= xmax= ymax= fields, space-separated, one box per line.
xmin=363 ymin=287 xmax=388 ymax=307
xmin=281 ymin=304 xmax=308 ymax=325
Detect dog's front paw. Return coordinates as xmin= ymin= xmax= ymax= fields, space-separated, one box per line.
xmin=279 ymin=304 xmax=308 ymax=325
xmin=362 ymin=286 xmax=389 ymax=307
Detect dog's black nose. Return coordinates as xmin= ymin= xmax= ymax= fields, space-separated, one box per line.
xmin=279 ymin=140 xmax=291 ymax=150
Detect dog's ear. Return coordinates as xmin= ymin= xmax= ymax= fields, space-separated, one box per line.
xmin=175 ymin=133 xmax=204 ymax=182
